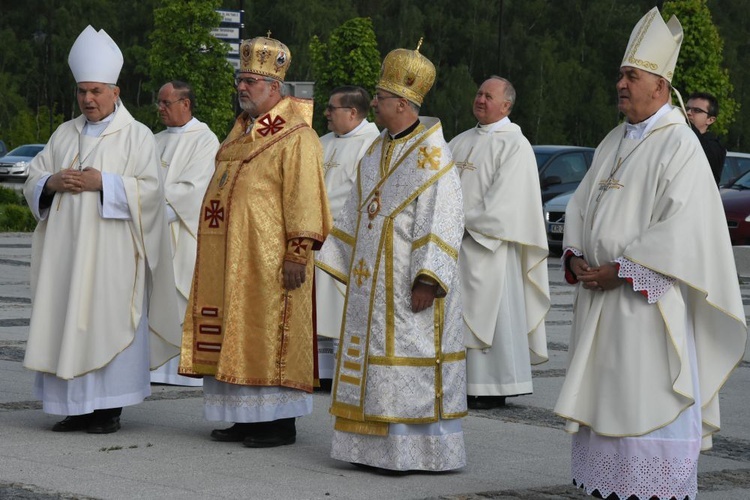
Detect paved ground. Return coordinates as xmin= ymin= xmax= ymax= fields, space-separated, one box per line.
xmin=1 ymin=232 xmax=749 ymax=499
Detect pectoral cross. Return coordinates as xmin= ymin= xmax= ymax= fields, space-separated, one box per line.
xmin=353 ymin=259 xmax=371 ymax=287
xmin=595 ymin=158 xmax=625 ymax=203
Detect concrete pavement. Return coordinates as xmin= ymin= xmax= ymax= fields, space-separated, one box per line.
xmin=1 ymin=231 xmax=749 ymax=499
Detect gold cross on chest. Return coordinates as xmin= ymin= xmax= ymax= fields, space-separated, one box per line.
xmin=454 ymin=147 xmax=476 ymax=173
xmin=595 ymin=158 xmax=625 ymax=202
xmin=353 ymin=258 xmax=371 ymax=287
xmin=323 ymin=148 xmax=339 ymax=175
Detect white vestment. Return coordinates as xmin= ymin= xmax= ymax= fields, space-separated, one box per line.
xmin=554 ymin=105 xmax=747 ymax=500
xmin=317 ymin=117 xmax=467 ymax=471
xmin=315 ymin=120 xmax=379 ymax=379
xmin=449 ymin=118 xmax=549 ymax=397
xmin=150 ymin=118 xmax=218 ymax=386
xmin=23 ymin=102 xmax=182 ymax=415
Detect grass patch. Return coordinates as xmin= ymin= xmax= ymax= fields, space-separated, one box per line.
xmin=0 ymin=185 xmax=36 ymax=232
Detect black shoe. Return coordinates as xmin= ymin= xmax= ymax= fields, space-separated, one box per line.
xmin=51 ymin=414 xmax=93 ymax=432
xmin=211 ymin=423 xmax=257 ymax=442
xmin=243 ymin=418 xmax=296 ymax=448
xmin=87 ymin=417 xmax=121 ymax=434
xmin=467 ymin=396 xmax=506 ymax=409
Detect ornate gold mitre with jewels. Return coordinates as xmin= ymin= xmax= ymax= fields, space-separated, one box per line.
xmin=239 ymin=34 xmax=291 ymax=81
xmin=621 ymin=6 xmax=682 ymax=83
xmin=377 ymin=38 xmax=436 ymax=106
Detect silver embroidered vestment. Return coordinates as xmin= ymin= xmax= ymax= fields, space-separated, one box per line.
xmin=317 ymin=117 xmax=467 ymax=471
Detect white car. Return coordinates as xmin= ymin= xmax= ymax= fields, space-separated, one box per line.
xmin=0 ymin=144 xmax=44 ymax=180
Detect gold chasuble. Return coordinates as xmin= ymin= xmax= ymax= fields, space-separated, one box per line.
xmin=317 ymin=117 xmax=466 ymax=435
xmin=180 ymin=97 xmax=332 ymax=391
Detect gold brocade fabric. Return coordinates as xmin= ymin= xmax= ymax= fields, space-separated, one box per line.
xmin=179 ymin=97 xmax=332 ymax=391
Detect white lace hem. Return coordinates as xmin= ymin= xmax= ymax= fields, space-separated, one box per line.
xmin=571 ymin=427 xmax=698 ymax=500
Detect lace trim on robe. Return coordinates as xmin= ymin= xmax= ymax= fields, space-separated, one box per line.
xmin=615 ymin=257 xmax=675 ymax=304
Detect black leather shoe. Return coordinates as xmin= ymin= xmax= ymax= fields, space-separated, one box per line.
xmin=52 ymin=414 xmax=93 ymax=432
xmin=467 ymin=396 xmax=506 ymax=409
xmin=87 ymin=416 xmax=121 ymax=434
xmin=211 ymin=423 xmax=256 ymax=442
xmin=243 ymin=418 xmax=295 ymax=448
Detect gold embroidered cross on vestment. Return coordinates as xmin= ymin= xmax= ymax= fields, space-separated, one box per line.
xmin=323 ymin=148 xmax=339 ymax=175
xmin=454 ymin=147 xmax=475 ymax=173
xmin=596 ymin=158 xmax=625 ymax=203
xmin=353 ymin=259 xmax=371 ymax=287
xmin=417 ymin=145 xmax=441 ymax=170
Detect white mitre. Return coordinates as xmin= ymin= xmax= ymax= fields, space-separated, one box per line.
xmin=621 ymin=6 xmax=683 ymax=82
xmin=68 ymin=25 xmax=123 ymax=84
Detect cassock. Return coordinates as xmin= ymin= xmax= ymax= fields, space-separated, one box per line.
xmin=315 ymin=120 xmax=380 ymax=380
xmin=23 ymin=102 xmax=181 ymax=415
xmin=150 ymin=117 xmax=219 ymax=386
xmin=449 ymin=117 xmax=549 ymax=398
xmin=554 ymin=105 xmax=747 ymax=500
xmin=180 ymin=97 xmax=331 ymax=423
xmin=316 ymin=117 xmax=467 ymax=471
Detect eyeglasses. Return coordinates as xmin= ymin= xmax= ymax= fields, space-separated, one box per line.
xmin=685 ymin=106 xmax=710 ymax=116
xmin=373 ymin=94 xmax=401 ymax=102
xmin=325 ymin=105 xmax=352 ymax=112
xmin=235 ymin=76 xmax=272 ymax=87
xmin=155 ymin=98 xmax=186 ymax=109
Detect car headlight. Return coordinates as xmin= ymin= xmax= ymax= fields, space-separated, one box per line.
xmin=15 ymin=161 xmax=29 ymax=168
xmin=744 ymin=214 xmax=750 ymax=222
xmin=544 ymin=210 xmax=550 ymax=221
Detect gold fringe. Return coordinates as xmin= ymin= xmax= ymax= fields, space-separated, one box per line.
xmin=334 ymin=417 xmax=389 ymax=436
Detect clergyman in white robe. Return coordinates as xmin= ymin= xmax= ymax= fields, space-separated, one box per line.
xmin=23 ymin=101 xmax=182 ymax=419
xmin=449 ymin=115 xmax=549 ymax=402
xmin=315 ymin=115 xmax=379 ymax=381
xmin=555 ymin=103 xmax=747 ymax=500
xmin=150 ymin=116 xmax=218 ymax=386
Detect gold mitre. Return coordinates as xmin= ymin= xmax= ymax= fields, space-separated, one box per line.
xmin=239 ymin=33 xmax=291 ymax=81
xmin=621 ymin=6 xmax=683 ymax=83
xmin=377 ymin=38 xmax=436 ymax=106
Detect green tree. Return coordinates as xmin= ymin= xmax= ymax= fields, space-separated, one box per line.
xmin=149 ymin=0 xmax=235 ymax=137
xmin=309 ymin=17 xmax=381 ymax=134
xmin=663 ymin=0 xmax=737 ymax=136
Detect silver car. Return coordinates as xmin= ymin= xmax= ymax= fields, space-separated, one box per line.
xmin=0 ymin=144 xmax=44 ymax=180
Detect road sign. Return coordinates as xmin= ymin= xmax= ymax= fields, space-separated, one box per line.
xmin=210 ymin=27 xmax=240 ymax=40
xmin=217 ymin=9 xmax=241 ymax=25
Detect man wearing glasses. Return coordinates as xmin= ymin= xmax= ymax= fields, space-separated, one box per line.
xmin=317 ymin=42 xmax=466 ymax=473
xmin=315 ymin=86 xmax=379 ymax=391
xmin=179 ymin=35 xmax=331 ymax=448
xmin=150 ymin=80 xmax=218 ymax=387
xmin=686 ymin=92 xmax=726 ymax=185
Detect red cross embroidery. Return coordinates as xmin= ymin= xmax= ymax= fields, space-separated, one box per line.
xmin=204 ymin=200 xmax=225 ymax=228
xmin=290 ymin=239 xmax=310 ymax=255
xmin=256 ymin=114 xmax=286 ymax=136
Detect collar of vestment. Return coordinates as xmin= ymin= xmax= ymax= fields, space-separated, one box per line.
xmin=388 ymin=118 xmax=420 ymax=140
xmin=75 ymin=99 xmax=133 ymax=138
xmin=476 ymin=116 xmax=511 ymax=134
xmin=624 ymin=103 xmax=673 ymax=140
xmin=337 ymin=119 xmax=371 ymax=138
xmin=166 ymin=116 xmax=198 ymax=134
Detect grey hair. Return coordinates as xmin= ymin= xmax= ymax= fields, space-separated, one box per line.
xmin=488 ymin=75 xmax=516 ymax=110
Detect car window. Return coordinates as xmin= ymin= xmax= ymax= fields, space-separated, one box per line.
xmin=544 ymin=153 xmax=587 ymax=183
xmin=534 ymin=152 xmax=552 ymax=169
xmin=7 ymin=145 xmax=43 ymax=157
xmin=735 ymin=157 xmax=750 ymax=179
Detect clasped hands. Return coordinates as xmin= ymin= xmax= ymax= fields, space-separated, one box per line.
xmin=45 ymin=167 xmax=102 ymax=194
xmin=569 ymin=256 xmax=624 ymax=292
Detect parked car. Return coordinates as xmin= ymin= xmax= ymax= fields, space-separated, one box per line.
xmin=543 ymin=191 xmax=572 ymax=253
xmin=533 ymin=145 xmax=595 ymax=203
xmin=721 ymin=168 xmax=750 ymax=246
xmin=544 ymin=151 xmax=750 ymax=251
xmin=0 ymin=140 xmax=7 ymax=157
xmin=720 ymin=151 xmax=750 ymax=187
xmin=0 ymin=144 xmax=44 ymax=181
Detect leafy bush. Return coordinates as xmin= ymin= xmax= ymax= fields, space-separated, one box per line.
xmin=0 ymin=186 xmax=35 ymax=232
